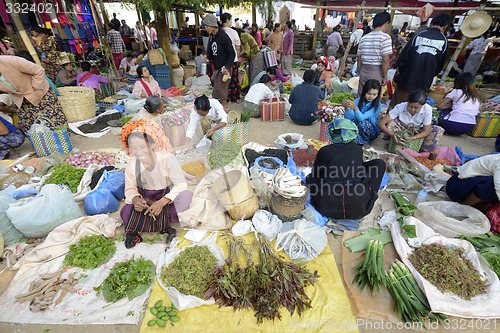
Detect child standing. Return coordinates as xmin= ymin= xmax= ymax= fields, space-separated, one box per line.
xmin=437 ymin=72 xmax=482 ymax=135
xmin=343 ymin=79 xmax=382 ymax=147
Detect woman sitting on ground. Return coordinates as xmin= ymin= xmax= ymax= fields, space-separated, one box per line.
xmin=186 ymin=95 xmax=228 ymax=147
xmin=437 ymin=72 xmax=482 ymax=135
xmin=343 ymin=79 xmax=383 ymax=147
xmin=446 ymin=154 xmax=499 ymax=212
xmin=288 ymin=69 xmax=324 ymax=126
xmin=76 ymin=61 xmax=110 ymax=101
xmin=313 ymin=56 xmax=333 ymax=96
xmin=132 ymin=66 xmax=162 ymax=99
xmin=57 ymin=55 xmax=76 ymax=87
xmin=378 ymin=89 xmax=444 ymax=152
xmin=244 ymin=74 xmax=274 ymax=117
xmin=306 ymin=118 xmax=386 ymax=219
xmin=120 ymin=120 xmax=193 ymax=248
xmin=119 ymin=51 xmax=136 ymax=79
xmin=132 ymin=95 xmax=166 ymax=121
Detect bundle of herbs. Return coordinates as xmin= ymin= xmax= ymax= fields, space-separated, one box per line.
xmin=205 ymin=237 xmax=319 ymax=323
xmin=44 ymin=163 xmax=85 ymax=193
xmin=63 ymin=235 xmax=116 ymax=269
xmin=94 ymin=256 xmax=156 ymax=303
xmin=385 ymin=260 xmax=446 ymax=325
xmin=353 ymin=239 xmax=386 ymax=294
xmin=408 ymin=243 xmax=487 ymax=300
xmin=161 ymin=245 xmax=218 ymax=299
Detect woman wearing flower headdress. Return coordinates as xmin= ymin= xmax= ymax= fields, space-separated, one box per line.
xmin=306 ymin=118 xmax=386 ymax=220
xmin=120 ymin=120 xmax=192 ymax=248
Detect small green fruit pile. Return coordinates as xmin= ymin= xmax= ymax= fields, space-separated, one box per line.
xmin=147 ymin=300 xmax=180 ymax=327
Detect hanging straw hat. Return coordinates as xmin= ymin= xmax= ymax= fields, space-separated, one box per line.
xmin=58 ymin=53 xmax=72 ymax=66
xmin=460 ymin=11 xmax=492 ymax=38
xmin=347 ymin=77 xmax=359 ymax=91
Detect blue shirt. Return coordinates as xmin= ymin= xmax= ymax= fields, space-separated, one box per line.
xmin=288 ymin=83 xmax=323 ymax=125
xmin=344 ymin=98 xmax=382 ymax=134
xmin=0 ymin=116 xmax=17 ymax=134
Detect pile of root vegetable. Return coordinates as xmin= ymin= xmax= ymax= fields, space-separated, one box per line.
xmin=206 ymin=237 xmax=319 ymax=323
xmin=16 ymin=269 xmax=79 ymax=312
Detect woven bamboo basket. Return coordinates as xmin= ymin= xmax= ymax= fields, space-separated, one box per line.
xmin=270 ymin=191 xmax=307 ymax=222
xmin=212 ymin=169 xmax=259 ymax=220
xmin=427 ymin=89 xmax=448 ymax=105
xmin=57 ymin=87 xmax=96 ymax=123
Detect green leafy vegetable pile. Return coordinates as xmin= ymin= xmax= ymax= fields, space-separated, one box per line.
xmin=330 ymin=92 xmax=354 ymax=105
xmin=94 ymin=256 xmax=156 ymax=303
xmin=161 ymin=245 xmax=218 ymax=299
xmin=63 ymin=235 xmax=116 ymax=270
xmin=44 ymin=163 xmax=85 ymax=193
xmin=209 ymin=143 xmax=243 ymax=170
xmin=461 ymin=232 xmax=500 ymax=278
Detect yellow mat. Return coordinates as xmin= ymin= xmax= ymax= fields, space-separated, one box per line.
xmin=140 ymin=233 xmax=358 ymax=333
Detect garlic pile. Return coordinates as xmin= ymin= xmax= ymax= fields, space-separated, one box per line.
xmin=272 ymin=168 xmax=307 ymax=198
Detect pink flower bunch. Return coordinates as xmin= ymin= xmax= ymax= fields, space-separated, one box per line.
xmin=313 ymin=104 xmax=344 ymax=123
xmin=163 ymin=107 xmax=190 ymax=126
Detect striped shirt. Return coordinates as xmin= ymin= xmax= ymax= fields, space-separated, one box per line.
xmin=358 ymin=31 xmax=392 ymax=65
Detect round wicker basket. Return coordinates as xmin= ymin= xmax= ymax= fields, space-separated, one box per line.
xmin=270 ymin=192 xmax=307 ymax=222
xmin=212 ymin=170 xmax=259 ymax=220
xmin=57 ymin=87 xmax=96 ymax=123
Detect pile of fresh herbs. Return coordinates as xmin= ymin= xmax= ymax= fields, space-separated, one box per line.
xmin=209 ymin=143 xmax=243 ymax=170
xmin=330 ymin=92 xmax=354 ymax=105
xmin=206 ymin=237 xmax=319 ymax=324
xmin=63 ymin=235 xmax=116 ymax=269
xmin=94 ymin=256 xmax=156 ymax=303
xmin=408 ymin=243 xmax=487 ymax=300
xmin=161 ymin=245 xmax=218 ymax=299
xmin=44 ymin=163 xmax=85 ymax=193
xmin=460 ymin=232 xmax=500 ymax=278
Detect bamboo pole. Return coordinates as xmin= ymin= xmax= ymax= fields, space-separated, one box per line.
xmin=338 ymin=0 xmax=366 ymax=77
xmin=312 ymin=2 xmax=321 ymax=55
xmin=4 ymin=0 xmax=41 ymax=65
xmin=440 ymin=34 xmax=467 ymax=84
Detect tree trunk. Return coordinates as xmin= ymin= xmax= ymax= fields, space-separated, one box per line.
xmin=155 ymin=10 xmax=171 ymax=53
xmin=252 ymin=1 xmax=257 ymax=24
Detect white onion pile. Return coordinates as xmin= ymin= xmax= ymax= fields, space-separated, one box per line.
xmin=66 ymin=152 xmax=117 ymax=168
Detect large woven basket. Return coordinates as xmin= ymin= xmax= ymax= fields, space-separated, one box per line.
xmin=427 ymin=89 xmax=448 ymax=105
xmin=270 ymin=192 xmax=307 ymax=222
xmin=57 ymin=87 xmax=96 ymax=123
xmin=212 ymin=169 xmax=259 ymax=220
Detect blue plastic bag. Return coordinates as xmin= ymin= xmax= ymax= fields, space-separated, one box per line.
xmin=84 ymin=187 xmax=119 ymax=215
xmin=99 ymin=170 xmax=125 ymax=200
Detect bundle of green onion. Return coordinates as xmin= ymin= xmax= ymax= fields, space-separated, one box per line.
xmin=352 ymin=239 xmax=385 ymax=294
xmin=385 ymin=260 xmax=446 ymax=324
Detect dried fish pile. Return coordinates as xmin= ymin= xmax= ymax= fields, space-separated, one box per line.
xmin=16 ymin=269 xmax=79 ymax=312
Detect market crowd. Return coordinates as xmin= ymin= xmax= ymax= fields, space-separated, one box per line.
xmin=0 ymin=8 xmax=499 ymax=248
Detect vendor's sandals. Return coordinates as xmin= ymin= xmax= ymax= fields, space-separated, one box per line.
xmin=125 ymin=232 xmax=143 ymax=249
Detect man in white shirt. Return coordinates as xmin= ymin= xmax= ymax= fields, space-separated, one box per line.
xmin=446 ymin=154 xmax=500 ymax=209
xmin=186 ymin=95 xmax=228 ymax=146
